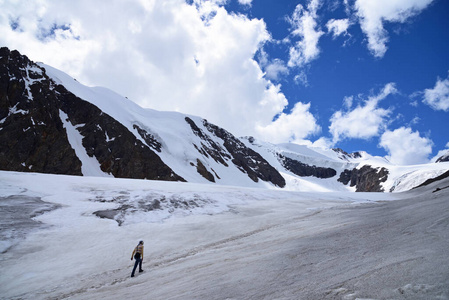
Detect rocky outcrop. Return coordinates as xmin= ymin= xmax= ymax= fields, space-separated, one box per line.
xmin=436 ymin=151 xmax=449 ymax=163
xmin=185 ymin=117 xmax=286 ymax=187
xmin=0 ymin=47 xmax=184 ymax=181
xmin=133 ymin=124 xmax=162 ymax=153
xmin=203 ymin=119 xmax=286 ymax=188
xmin=185 ymin=117 xmax=230 ymax=166
xmin=0 ymin=48 xmax=82 ymax=175
xmin=279 ymin=154 xmax=337 ymax=178
xmin=333 ymin=148 xmax=362 ymax=161
xmin=57 ymin=86 xmax=184 ymax=181
xmin=338 ymin=165 xmax=389 ymax=192
xmin=195 ymin=159 xmax=215 ymax=182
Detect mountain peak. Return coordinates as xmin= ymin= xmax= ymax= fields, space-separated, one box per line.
xmin=436 ymin=150 xmax=449 ymax=163
xmin=1 ymin=47 xmax=448 ymax=192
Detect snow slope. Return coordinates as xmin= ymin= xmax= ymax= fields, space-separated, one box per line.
xmin=43 ymin=63 xmax=272 ymax=188
xmin=242 ymin=137 xmax=449 ymax=193
xmin=1 ymin=171 xmax=448 ymax=299
xmin=39 ymin=63 xmax=449 ymax=193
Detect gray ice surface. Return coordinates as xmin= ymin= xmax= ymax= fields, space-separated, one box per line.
xmin=0 ymin=195 xmax=60 ymax=253
xmin=83 ymin=179 xmax=449 ymax=300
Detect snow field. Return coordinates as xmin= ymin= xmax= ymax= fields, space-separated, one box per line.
xmin=1 ymin=171 xmax=448 ymax=299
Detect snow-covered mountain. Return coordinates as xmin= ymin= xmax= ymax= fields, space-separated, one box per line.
xmin=1 ymin=47 xmax=448 ymax=192
xmin=436 ymin=150 xmax=449 ymax=163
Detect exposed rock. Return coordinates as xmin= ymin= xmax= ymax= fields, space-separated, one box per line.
xmin=185 ymin=117 xmax=230 ymax=166
xmin=0 ymin=47 xmax=82 ymax=175
xmin=203 ymin=120 xmax=286 ymax=187
xmin=0 ymin=47 xmax=184 ymax=181
xmin=185 ymin=117 xmax=286 ymax=187
xmin=338 ymin=165 xmax=389 ymax=192
xmin=57 ymin=86 xmax=184 ymax=181
xmin=436 ymin=150 xmax=449 ymax=163
xmin=133 ymin=124 xmax=162 ymax=152
xmin=333 ymin=148 xmax=362 ymax=161
xmin=279 ymin=154 xmax=337 ymax=178
xmin=196 ymin=158 xmax=215 ymax=182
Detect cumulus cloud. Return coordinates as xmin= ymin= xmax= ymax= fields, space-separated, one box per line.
xmin=238 ymin=0 xmax=253 ymax=6
xmin=326 ymin=18 xmax=350 ymax=38
xmin=264 ymin=59 xmax=289 ymax=81
xmin=355 ymin=0 xmax=434 ymax=57
xmin=287 ymin=0 xmax=324 ymax=67
xmin=0 ymin=0 xmax=320 ymax=141
xmin=423 ymin=73 xmax=449 ymax=111
xmin=258 ymin=50 xmax=289 ymax=81
xmin=329 ymin=83 xmax=397 ymax=143
xmin=380 ymin=127 xmax=433 ymax=165
xmin=256 ymin=102 xmax=321 ymax=144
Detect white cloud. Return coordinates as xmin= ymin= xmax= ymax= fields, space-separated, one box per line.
xmin=294 ymin=71 xmax=309 ymax=87
xmin=264 ymin=59 xmax=289 ymax=81
xmin=287 ymin=0 xmax=324 ymax=67
xmin=343 ymin=96 xmax=353 ymax=109
xmin=0 ymin=0 xmax=318 ymax=141
xmin=355 ymin=0 xmax=434 ymax=57
xmin=310 ymin=137 xmax=334 ymax=149
xmin=329 ymin=83 xmax=397 ymax=143
xmin=326 ymin=18 xmax=350 ymax=38
xmin=256 ymin=102 xmax=321 ymax=144
xmin=423 ymin=74 xmax=449 ymax=111
xmin=343 ymin=0 xmax=352 ymax=15
xmin=257 ymin=50 xmax=288 ymax=82
xmin=409 ymin=116 xmax=421 ymax=125
xmin=238 ymin=0 xmax=253 ymax=6
xmin=380 ymin=127 xmax=433 ymax=165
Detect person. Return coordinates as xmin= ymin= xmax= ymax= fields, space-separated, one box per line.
xmin=131 ymin=240 xmax=144 ymax=277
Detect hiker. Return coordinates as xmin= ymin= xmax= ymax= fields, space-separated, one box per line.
xmin=131 ymin=240 xmax=144 ymax=277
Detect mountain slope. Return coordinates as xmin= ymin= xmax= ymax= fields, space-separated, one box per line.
xmin=0 ymin=47 xmax=184 ymax=181
xmin=436 ymin=150 xmax=449 ymax=163
xmin=1 ymin=47 xmax=448 ymax=192
xmin=242 ymin=136 xmax=449 ymax=192
xmin=0 ymin=47 xmax=285 ymax=187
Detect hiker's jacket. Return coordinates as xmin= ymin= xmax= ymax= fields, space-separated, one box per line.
xmin=131 ymin=244 xmax=144 ymax=260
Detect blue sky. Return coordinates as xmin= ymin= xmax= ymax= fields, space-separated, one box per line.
xmin=227 ymin=0 xmax=449 ymax=160
xmin=1 ymin=0 xmax=448 ymax=165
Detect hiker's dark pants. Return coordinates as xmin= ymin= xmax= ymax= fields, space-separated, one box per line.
xmin=131 ymin=257 xmax=142 ymax=276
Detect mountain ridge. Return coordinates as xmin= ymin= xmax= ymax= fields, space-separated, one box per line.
xmin=1 ymin=47 xmax=448 ymax=192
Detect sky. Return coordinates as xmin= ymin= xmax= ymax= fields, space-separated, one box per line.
xmin=1 ymin=0 xmax=448 ymax=165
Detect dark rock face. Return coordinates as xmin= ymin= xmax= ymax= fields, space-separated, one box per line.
xmin=338 ymin=165 xmax=389 ymax=192
xmin=185 ymin=117 xmax=230 ymax=166
xmin=133 ymin=124 xmax=162 ymax=153
xmin=185 ymin=117 xmax=286 ymax=187
xmin=203 ymin=120 xmax=286 ymax=188
xmin=58 ymin=87 xmax=184 ymax=181
xmin=0 ymin=47 xmax=184 ymax=181
xmin=436 ymin=151 xmax=449 ymax=163
xmin=195 ymin=159 xmax=215 ymax=182
xmin=0 ymin=48 xmax=82 ymax=175
xmin=279 ymin=154 xmax=337 ymax=178
xmin=333 ymin=148 xmax=362 ymax=161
